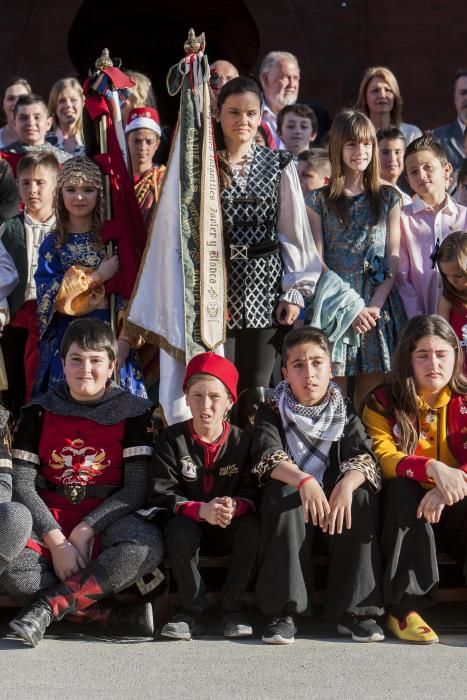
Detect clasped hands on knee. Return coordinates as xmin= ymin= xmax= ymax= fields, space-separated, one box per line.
xmin=417 ymin=460 xmax=467 ymax=523
xmin=199 ymin=497 xmax=236 ymax=528
xmin=42 ymin=522 xmax=96 ymax=581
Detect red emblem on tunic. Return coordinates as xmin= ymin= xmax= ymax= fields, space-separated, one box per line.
xmin=49 ymin=438 xmax=110 ymax=503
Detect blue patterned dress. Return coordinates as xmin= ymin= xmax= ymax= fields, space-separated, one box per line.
xmin=34 ymin=231 xmax=147 ymax=397
xmin=305 ymin=186 xmax=407 ymax=375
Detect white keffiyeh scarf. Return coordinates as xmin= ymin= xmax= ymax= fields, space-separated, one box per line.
xmin=272 ymin=380 xmax=347 ymax=484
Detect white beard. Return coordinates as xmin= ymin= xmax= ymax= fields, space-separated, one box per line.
xmin=277 ymin=92 xmax=298 ymax=107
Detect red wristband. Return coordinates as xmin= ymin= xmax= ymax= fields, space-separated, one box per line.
xmin=297 ymin=475 xmax=314 ymax=491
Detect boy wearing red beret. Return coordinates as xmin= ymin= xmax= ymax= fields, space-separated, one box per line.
xmin=148 ymin=352 xmax=259 ymax=640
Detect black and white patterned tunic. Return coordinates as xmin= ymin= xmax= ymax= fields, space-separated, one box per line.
xmin=221 ymin=145 xmax=321 ymax=330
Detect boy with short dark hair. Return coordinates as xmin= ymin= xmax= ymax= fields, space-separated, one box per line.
xmin=1 ymin=151 xmax=59 ymax=415
xmin=396 ymin=135 xmax=467 ymax=318
xmin=0 ymin=94 xmax=71 ymax=174
xmin=297 ymin=148 xmax=331 ymax=196
xmin=4 ymin=317 xmax=164 ymax=647
xmin=253 ymin=327 xmax=383 ymax=645
xmin=148 ymin=352 xmax=259 ymax=640
xmin=277 ymin=104 xmax=318 ymax=156
xmin=376 ymin=126 xmax=411 ymax=205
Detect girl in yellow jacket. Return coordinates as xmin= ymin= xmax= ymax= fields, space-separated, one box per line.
xmin=363 ymin=314 xmax=467 ymax=644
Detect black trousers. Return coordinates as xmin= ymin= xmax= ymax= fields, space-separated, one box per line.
xmin=164 ymin=512 xmax=259 ymax=613
xmin=382 ymin=478 xmax=467 ymax=612
xmin=256 ymin=481 xmax=384 ymax=620
xmin=224 ymin=327 xmax=279 ymax=391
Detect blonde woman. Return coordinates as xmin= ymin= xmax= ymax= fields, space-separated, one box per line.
xmin=121 ymin=70 xmax=157 ymax=123
xmin=356 ymin=66 xmax=422 ymax=145
xmin=48 ymin=77 xmax=84 ymax=155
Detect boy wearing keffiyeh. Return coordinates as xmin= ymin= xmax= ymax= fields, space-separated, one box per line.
xmin=252 ymin=327 xmax=384 ymax=644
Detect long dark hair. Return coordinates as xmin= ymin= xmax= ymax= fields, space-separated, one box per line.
xmin=215 ymin=76 xmax=262 ymax=189
xmin=389 ymin=315 xmax=467 ymax=453
xmin=0 ymin=75 xmax=32 ymax=125
xmin=437 ymin=231 xmax=467 ymax=304
xmin=327 ymin=109 xmax=383 ymax=224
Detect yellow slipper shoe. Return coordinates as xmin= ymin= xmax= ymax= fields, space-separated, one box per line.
xmin=387 ymin=611 xmax=439 ymax=644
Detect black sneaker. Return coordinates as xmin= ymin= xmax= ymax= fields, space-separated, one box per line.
xmin=337 ymin=613 xmax=385 ymax=642
xmin=160 ymin=610 xmax=204 ymax=640
xmin=223 ymin=612 xmax=253 ymax=638
xmin=262 ymin=615 xmax=297 ymax=645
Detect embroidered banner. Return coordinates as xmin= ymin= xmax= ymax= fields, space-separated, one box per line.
xmin=178 ymin=52 xmax=226 ymax=355
xmin=199 ymin=78 xmax=226 ymax=349
xmin=127 ymin=32 xmax=226 ymax=422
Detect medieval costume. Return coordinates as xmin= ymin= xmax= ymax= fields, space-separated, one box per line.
xmin=125 ymin=107 xmax=166 ymax=234
xmin=3 ymin=383 xmax=164 ymax=644
xmin=124 ymin=107 xmax=166 ymax=397
xmin=2 ymin=211 xmax=55 ymax=413
xmin=0 ymin=406 xmax=32 ymax=577
xmin=363 ymin=385 xmax=467 ymax=635
xmin=147 ymin=353 xmax=259 ymax=638
xmin=221 ymin=144 xmax=321 ymax=424
xmin=33 ymin=156 xmax=146 ymax=398
xmin=252 ymin=383 xmax=384 ymax=630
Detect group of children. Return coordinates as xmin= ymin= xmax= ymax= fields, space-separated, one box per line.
xmin=1 ymin=66 xmax=467 ymax=648
xmin=5 ymin=312 xmax=467 ymax=650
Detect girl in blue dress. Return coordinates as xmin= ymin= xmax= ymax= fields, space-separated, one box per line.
xmin=34 ymin=156 xmax=146 ymax=397
xmin=306 ymin=109 xmax=406 ymax=410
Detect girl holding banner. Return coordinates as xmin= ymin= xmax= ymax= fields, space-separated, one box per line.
xmin=127 ymin=34 xmax=321 ymax=425
xmin=216 ymin=76 xmax=322 ymax=425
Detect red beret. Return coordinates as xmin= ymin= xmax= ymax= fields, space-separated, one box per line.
xmin=183 ymin=353 xmax=238 ymax=402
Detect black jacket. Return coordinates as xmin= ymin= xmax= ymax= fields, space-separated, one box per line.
xmin=251 ymin=399 xmax=381 ymax=492
xmin=149 ymin=421 xmax=258 ymax=513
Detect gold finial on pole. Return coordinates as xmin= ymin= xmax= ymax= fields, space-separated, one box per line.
xmin=95 ymin=48 xmax=113 ymax=71
xmin=184 ymin=29 xmax=205 ymax=56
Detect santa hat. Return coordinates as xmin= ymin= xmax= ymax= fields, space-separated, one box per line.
xmin=125 ymin=107 xmax=161 ymax=136
xmin=183 ymin=353 xmax=239 ymax=403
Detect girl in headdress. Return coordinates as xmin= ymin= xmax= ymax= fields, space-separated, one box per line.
xmin=34 ymin=156 xmax=146 ymax=397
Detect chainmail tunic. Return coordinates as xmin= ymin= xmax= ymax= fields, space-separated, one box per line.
xmin=0 ymin=407 xmax=33 ymax=570
xmin=221 ymin=145 xmax=293 ymax=329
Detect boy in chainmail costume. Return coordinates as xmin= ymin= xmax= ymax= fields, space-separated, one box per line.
xmin=3 ymin=318 xmax=164 ymax=646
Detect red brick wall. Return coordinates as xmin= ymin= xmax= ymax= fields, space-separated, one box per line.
xmin=0 ymin=0 xmax=463 ymax=131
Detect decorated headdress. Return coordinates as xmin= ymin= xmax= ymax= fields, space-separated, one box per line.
xmin=55 ymin=156 xmax=105 ymax=238
xmin=57 ymin=155 xmax=104 ymax=190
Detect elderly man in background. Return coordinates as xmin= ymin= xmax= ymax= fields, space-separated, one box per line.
xmin=259 ymin=51 xmax=300 ymax=148
xmin=210 ymin=60 xmax=239 ymax=98
xmin=433 ymin=69 xmax=467 ymax=173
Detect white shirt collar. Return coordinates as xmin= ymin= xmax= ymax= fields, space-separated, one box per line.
xmin=24 ymin=211 xmax=56 ymax=227
xmin=411 ymin=192 xmax=458 ymax=215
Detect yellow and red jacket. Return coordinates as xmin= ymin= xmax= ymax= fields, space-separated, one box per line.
xmin=362 ymin=386 xmax=467 ymax=487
